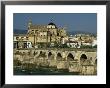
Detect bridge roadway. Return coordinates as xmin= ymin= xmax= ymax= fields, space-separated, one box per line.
xmin=16 ymin=48 xmax=96 ymax=52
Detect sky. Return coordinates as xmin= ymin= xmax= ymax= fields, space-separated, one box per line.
xmin=13 ymin=13 xmax=97 ymax=34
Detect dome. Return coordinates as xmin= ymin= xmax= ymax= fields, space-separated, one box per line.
xmin=47 ymin=22 xmax=57 ymax=28
xmin=48 ymin=22 xmax=56 ymax=25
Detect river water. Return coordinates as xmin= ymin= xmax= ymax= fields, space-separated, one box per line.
xmin=14 ymin=67 xmax=80 ymax=75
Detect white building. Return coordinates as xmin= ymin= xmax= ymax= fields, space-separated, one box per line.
xmin=82 ymin=42 xmax=92 ymax=46
xmin=67 ymin=41 xmax=79 ymax=48
xmin=92 ymin=39 xmax=97 ymax=47
xmin=27 ymin=42 xmax=32 ymax=48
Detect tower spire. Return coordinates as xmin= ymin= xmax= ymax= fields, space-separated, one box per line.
xmin=28 ymin=18 xmax=32 ymax=28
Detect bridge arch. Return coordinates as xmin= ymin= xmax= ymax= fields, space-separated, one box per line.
xmin=56 ymin=53 xmax=62 ymax=61
xmin=80 ymin=54 xmax=87 ymax=60
xmin=48 ymin=52 xmax=54 ymax=60
xmin=48 ymin=52 xmax=52 ymax=56
xmin=34 ymin=50 xmax=41 ymax=58
xmin=80 ymin=54 xmax=88 ymax=65
xmin=38 ymin=51 xmax=46 ymax=57
xmin=40 ymin=51 xmax=43 ymax=54
xmin=95 ymin=59 xmax=97 ymax=65
xmin=33 ymin=51 xmax=38 ymax=55
xmin=67 ymin=53 xmax=74 ymax=61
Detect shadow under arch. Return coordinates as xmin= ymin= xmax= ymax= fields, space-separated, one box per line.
xmin=56 ymin=53 xmax=62 ymax=61
xmin=48 ymin=52 xmax=52 ymax=57
xmin=39 ymin=51 xmax=46 ymax=57
xmin=48 ymin=52 xmax=54 ymax=60
xmin=40 ymin=51 xmax=42 ymax=54
xmin=80 ymin=54 xmax=87 ymax=60
xmin=67 ymin=53 xmax=74 ymax=61
xmin=95 ymin=59 xmax=97 ymax=65
xmin=80 ymin=54 xmax=87 ymax=65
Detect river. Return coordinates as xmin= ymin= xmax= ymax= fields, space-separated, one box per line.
xmin=14 ymin=66 xmax=80 ymax=75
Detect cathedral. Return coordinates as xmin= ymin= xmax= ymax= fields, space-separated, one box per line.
xmin=14 ymin=20 xmax=67 ymax=48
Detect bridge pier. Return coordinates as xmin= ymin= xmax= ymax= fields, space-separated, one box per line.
xmin=54 ymin=53 xmax=57 ymax=60
xmin=65 ymin=56 xmax=68 ymax=61
xmin=46 ymin=52 xmax=48 ymax=60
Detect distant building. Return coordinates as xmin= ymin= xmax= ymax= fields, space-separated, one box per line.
xmin=67 ymin=41 xmax=79 ymax=48
xmin=92 ymin=39 xmax=97 ymax=47
xmin=14 ymin=34 xmax=32 ymax=48
xmin=13 ymin=20 xmax=97 ymax=49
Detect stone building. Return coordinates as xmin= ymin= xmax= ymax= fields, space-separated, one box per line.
xmin=14 ymin=34 xmax=32 ymax=48
xmin=27 ymin=20 xmax=67 ymax=47
xmin=14 ymin=20 xmax=67 ymax=48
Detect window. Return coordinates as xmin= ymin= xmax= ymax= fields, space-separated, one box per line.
xmin=57 ymin=33 xmax=59 ymax=36
xmin=35 ymin=30 xmax=38 ymax=33
xmin=14 ymin=43 xmax=17 ymax=48
xmin=24 ymin=43 xmax=27 ymax=48
xmin=26 ymin=37 xmax=28 ymax=40
xmin=16 ymin=37 xmax=19 ymax=40
xmin=52 ymin=26 xmax=55 ymax=28
xmin=21 ymin=37 xmax=24 ymax=39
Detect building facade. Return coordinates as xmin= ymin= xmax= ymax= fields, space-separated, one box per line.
xmin=14 ymin=20 xmax=67 ymax=48
xmin=27 ymin=20 xmax=67 ymax=46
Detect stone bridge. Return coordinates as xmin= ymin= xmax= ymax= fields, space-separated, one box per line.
xmin=14 ymin=48 xmax=97 ymax=75
xmin=14 ymin=48 xmax=97 ymax=65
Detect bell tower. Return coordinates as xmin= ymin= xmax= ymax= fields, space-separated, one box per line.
xmin=27 ymin=19 xmax=32 ymax=35
xmin=28 ymin=19 xmax=32 ymax=29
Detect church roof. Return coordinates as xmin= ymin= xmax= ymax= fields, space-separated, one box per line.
xmin=29 ymin=22 xmax=58 ymax=29
xmin=30 ymin=25 xmax=47 ymax=29
xmin=48 ymin=22 xmax=57 ymax=28
xmin=48 ymin=22 xmax=56 ymax=26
